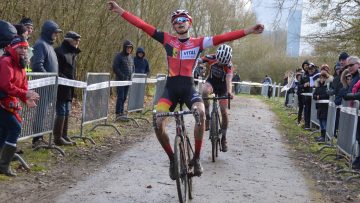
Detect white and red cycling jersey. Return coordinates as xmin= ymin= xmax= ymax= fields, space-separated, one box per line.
xmin=121 ymin=11 xmax=246 ymax=77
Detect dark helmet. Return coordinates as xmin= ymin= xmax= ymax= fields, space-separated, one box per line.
xmin=0 ymin=20 xmax=17 ymax=49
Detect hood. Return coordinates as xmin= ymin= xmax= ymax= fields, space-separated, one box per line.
xmin=122 ymin=40 xmax=133 ymax=55
xmin=136 ymin=47 xmax=145 ymax=57
xmin=40 ymin=20 xmax=62 ymax=44
xmin=315 ymin=75 xmax=334 ymax=87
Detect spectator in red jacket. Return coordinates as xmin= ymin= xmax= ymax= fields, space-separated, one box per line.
xmin=0 ymin=36 xmax=39 ymax=176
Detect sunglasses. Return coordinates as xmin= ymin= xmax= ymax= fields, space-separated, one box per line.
xmin=173 ymin=17 xmax=189 ymax=24
xmin=344 ymin=63 xmax=357 ymax=69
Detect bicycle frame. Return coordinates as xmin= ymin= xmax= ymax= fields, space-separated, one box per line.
xmin=152 ymin=106 xmax=200 ymax=203
xmin=203 ymin=94 xmax=231 ymax=162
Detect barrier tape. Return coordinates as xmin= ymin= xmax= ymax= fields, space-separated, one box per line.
xmin=28 ymin=77 xmax=57 ymax=89
xmin=110 ymin=81 xmax=132 ymax=87
xmin=147 ymin=78 xmax=157 ymax=83
xmin=316 ymin=100 xmax=329 ymax=104
xmin=132 ymin=78 xmax=147 ymax=83
xmin=87 ymin=81 xmax=109 ymax=91
xmin=301 ymin=93 xmax=313 ymax=96
xmin=58 ymin=77 xmax=87 ymax=88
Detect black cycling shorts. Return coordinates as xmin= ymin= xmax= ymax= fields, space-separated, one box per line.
xmin=156 ymin=76 xmax=202 ymax=112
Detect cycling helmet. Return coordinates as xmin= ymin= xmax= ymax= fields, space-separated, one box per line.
xmin=216 ymin=44 xmax=232 ymax=65
xmin=171 ymin=9 xmax=192 ymax=24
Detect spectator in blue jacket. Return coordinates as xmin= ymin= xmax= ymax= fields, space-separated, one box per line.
xmin=134 ymin=47 xmax=149 ymax=75
xmin=31 ymin=20 xmax=62 ymax=147
xmin=113 ymin=40 xmax=134 ymax=120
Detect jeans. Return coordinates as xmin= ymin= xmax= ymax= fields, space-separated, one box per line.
xmin=56 ymin=101 xmax=71 ymax=116
xmin=304 ymin=96 xmax=312 ymax=128
xmin=116 ymin=86 xmax=129 ymax=115
xmin=0 ymin=108 xmax=21 ymax=146
xmin=319 ymin=118 xmax=327 ymax=131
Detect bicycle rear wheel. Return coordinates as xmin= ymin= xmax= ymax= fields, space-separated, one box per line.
xmin=210 ymin=111 xmax=218 ymax=162
xmin=174 ymin=136 xmax=188 ymax=203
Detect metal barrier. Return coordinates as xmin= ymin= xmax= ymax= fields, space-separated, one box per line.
xmin=310 ymin=94 xmax=320 ymax=128
xmin=72 ymin=73 xmax=120 ymax=144
xmin=19 ymin=73 xmax=64 ymax=155
xmin=261 ymin=84 xmax=269 ymax=97
xmin=286 ymin=93 xmax=298 ymax=109
xmin=125 ymin=73 xmax=150 ymax=126
xmin=318 ymin=96 xmax=337 ymax=152
xmin=152 ymin=74 xmax=167 ymax=109
xmin=239 ymin=83 xmax=251 ymax=94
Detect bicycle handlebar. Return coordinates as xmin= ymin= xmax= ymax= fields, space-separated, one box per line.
xmin=202 ymin=93 xmax=232 ymax=109
xmin=152 ymin=107 xmax=201 ymax=128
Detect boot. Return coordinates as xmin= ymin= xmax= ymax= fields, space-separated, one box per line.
xmin=0 ymin=144 xmax=17 ymax=176
xmin=53 ymin=116 xmax=72 ymax=146
xmin=315 ymin=130 xmax=326 ymax=142
xmin=62 ymin=116 xmax=76 ymax=145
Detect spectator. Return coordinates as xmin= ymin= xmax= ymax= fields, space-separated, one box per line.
xmin=31 ymin=20 xmax=62 ymax=148
xmin=262 ymin=75 xmax=272 ymax=98
xmin=339 ymin=52 xmax=349 ymax=70
xmin=112 ymin=39 xmax=134 ymax=120
xmin=313 ymin=65 xmax=333 ymax=142
xmin=193 ymin=63 xmax=205 ymax=87
xmin=133 ymin=47 xmax=149 ymax=75
xmin=232 ymin=72 xmax=241 ymax=94
xmin=344 ymin=56 xmax=360 ymax=93
xmin=14 ymin=24 xmax=31 ymax=73
xmin=343 ymin=56 xmax=360 ymax=169
xmin=53 ymin=31 xmax=81 ymax=146
xmin=19 ymin=17 xmax=34 ymax=40
xmin=19 ymin=17 xmax=34 ymax=66
xmin=0 ymin=36 xmax=39 ymax=176
xmin=297 ymin=60 xmax=310 ymax=125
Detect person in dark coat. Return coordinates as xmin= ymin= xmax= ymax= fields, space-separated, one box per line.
xmin=112 ymin=40 xmax=134 ymax=119
xmin=53 ymin=31 xmax=81 ymax=146
xmin=297 ymin=60 xmax=309 ymax=125
xmin=299 ymin=62 xmax=320 ymax=129
xmin=133 ymin=47 xmax=149 ymax=75
xmin=232 ymin=72 xmax=240 ymax=94
xmin=313 ymin=65 xmax=333 ymax=142
xmin=31 ymin=20 xmax=62 ymax=147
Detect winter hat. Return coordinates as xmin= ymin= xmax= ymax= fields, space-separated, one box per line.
xmin=14 ymin=24 xmax=27 ymax=36
xmin=320 ymin=64 xmax=330 ymax=74
xmin=10 ymin=36 xmax=29 ymax=49
xmin=339 ymin=52 xmax=349 ymax=61
xmin=0 ymin=20 xmax=17 ymax=48
xmin=19 ymin=17 xmax=33 ymax=26
xmin=64 ymin=31 xmax=81 ymax=40
xmin=301 ymin=60 xmax=310 ymax=69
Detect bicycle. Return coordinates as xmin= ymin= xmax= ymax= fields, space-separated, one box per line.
xmin=203 ymin=94 xmax=231 ymax=162
xmin=153 ymin=105 xmax=200 ymax=203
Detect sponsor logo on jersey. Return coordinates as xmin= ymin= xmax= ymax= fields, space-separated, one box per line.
xmin=180 ymin=47 xmax=200 ymax=60
xmin=172 ymin=48 xmax=178 ymax=57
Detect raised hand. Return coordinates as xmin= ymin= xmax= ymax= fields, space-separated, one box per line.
xmin=107 ymin=1 xmax=124 ymax=15
xmin=252 ymin=24 xmax=264 ymax=34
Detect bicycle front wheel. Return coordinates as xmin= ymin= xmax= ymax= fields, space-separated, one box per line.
xmin=174 ymin=136 xmax=188 ymax=203
xmin=210 ymin=112 xmax=219 ymax=162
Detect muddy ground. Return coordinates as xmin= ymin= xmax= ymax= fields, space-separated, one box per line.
xmin=0 ymin=96 xmax=358 ymax=202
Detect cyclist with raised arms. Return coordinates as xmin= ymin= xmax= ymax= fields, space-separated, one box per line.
xmin=199 ymin=44 xmax=234 ymax=152
xmin=108 ymin=1 xmax=264 ymax=180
